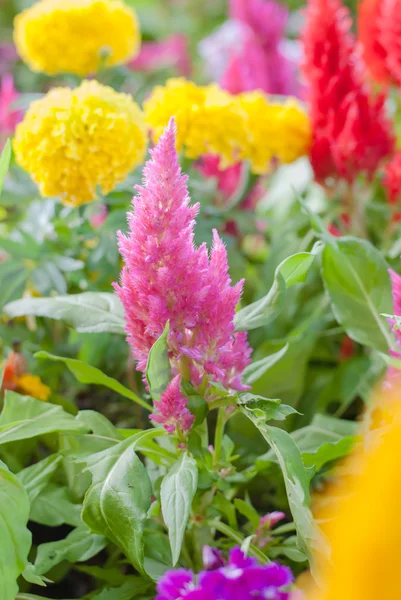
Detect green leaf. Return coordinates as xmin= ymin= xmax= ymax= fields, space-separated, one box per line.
xmin=235 ymin=252 xmax=314 ymax=331
xmin=146 ymin=322 xmax=171 ymax=401
xmin=4 ymin=292 xmax=126 ymax=334
xmin=0 ymin=391 xmax=88 ymax=445
xmin=17 ymin=454 xmax=62 ymax=503
xmin=242 ymin=344 xmax=288 ymax=385
xmin=0 ymin=460 xmax=31 ymax=600
xmin=82 ymin=429 xmax=161 ymax=574
xmin=161 ymin=453 xmax=198 ymax=565
xmin=237 ymin=394 xmax=298 ymax=421
xmin=234 ymin=498 xmax=260 ymax=529
xmin=30 ymin=484 xmax=82 ymax=527
xmin=0 ymin=139 xmax=12 ymax=195
xmin=241 ymin=407 xmax=323 ymax=561
xmin=35 ymin=525 xmax=106 ymax=575
xmin=321 ymin=237 xmax=394 ymax=352
xmin=36 ymin=351 xmax=151 ymax=412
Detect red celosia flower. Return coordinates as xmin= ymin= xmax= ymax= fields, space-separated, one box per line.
xmin=302 ymin=0 xmax=394 ymax=182
xmin=358 ymin=0 xmax=393 ymax=84
xmin=380 ymin=0 xmax=401 ymax=85
xmin=384 ymin=150 xmax=401 ymax=203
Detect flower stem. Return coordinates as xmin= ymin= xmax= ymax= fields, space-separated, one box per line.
xmin=213 ymin=407 xmax=226 ymax=467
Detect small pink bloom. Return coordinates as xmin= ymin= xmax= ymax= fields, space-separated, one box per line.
xmin=130 ymin=34 xmax=191 ymax=77
xmin=150 ymin=375 xmax=194 ymax=434
xmin=259 ymin=511 xmax=286 ymax=529
xmin=0 ymin=74 xmax=21 ymax=147
xmin=89 ymin=204 xmax=108 ymax=228
xmin=0 ymin=44 xmax=18 ymax=76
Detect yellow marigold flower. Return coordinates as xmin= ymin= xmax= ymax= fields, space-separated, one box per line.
xmin=144 ymin=81 xmax=311 ymax=173
xmin=238 ymin=91 xmax=312 ymax=174
xmin=144 ymin=78 xmax=247 ymax=168
xmin=16 ymin=374 xmax=51 ymax=402
xmin=13 ymin=80 xmax=147 ymax=206
xmin=14 ymin=0 xmax=140 ymax=76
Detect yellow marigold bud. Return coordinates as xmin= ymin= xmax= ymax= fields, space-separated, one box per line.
xmin=14 ymin=0 xmax=140 ymax=76
xmin=13 ymin=80 xmax=147 ymax=206
xmin=238 ymin=91 xmax=312 ymax=174
xmin=16 ymin=374 xmax=51 ymax=402
xmin=144 ymin=78 xmax=247 ymax=168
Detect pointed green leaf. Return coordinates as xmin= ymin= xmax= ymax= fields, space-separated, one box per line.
xmin=241 ymin=406 xmax=324 ymax=562
xmin=4 ymin=292 xmax=126 ymax=334
xmin=322 ymin=237 xmax=394 ymax=352
xmin=146 ymin=321 xmax=171 ymax=401
xmin=82 ymin=429 xmax=162 ymax=573
xmin=161 ymin=453 xmax=198 ymax=565
xmin=35 ymin=525 xmax=106 ymax=575
xmin=235 ymin=252 xmax=314 ymax=331
xmin=17 ymin=454 xmax=62 ymax=503
xmin=0 ymin=391 xmax=88 ymax=445
xmin=36 ymin=351 xmax=151 ymax=411
xmin=0 ymin=460 xmax=31 ymax=600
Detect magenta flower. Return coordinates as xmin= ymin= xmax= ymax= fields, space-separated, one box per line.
xmin=130 ymin=34 xmax=191 ymax=77
xmin=156 ymin=546 xmax=293 ymax=600
xmin=0 ymin=74 xmax=21 ymax=147
xmin=201 ymin=0 xmax=300 ymax=97
xmin=230 ymin=0 xmax=288 ymax=49
xmin=115 ymin=119 xmax=251 ymax=433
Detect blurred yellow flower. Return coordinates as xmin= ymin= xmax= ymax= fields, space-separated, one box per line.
xmin=13 ymin=80 xmax=147 ymax=206
xmin=16 ymin=374 xmax=51 ymax=402
xmin=144 ymin=78 xmax=247 ymax=168
xmin=144 ymin=79 xmax=311 ymax=173
xmin=14 ymin=0 xmax=140 ymax=76
xmin=238 ymin=91 xmax=312 ymax=173
xmin=311 ymin=384 xmax=401 ymax=600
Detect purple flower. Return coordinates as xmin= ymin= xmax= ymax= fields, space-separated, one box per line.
xmin=156 ymin=546 xmax=293 ymax=600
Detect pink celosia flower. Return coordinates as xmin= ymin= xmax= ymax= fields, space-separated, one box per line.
xmin=115 ymin=119 xmax=251 ymax=432
xmin=0 ymin=74 xmax=21 ymax=147
xmin=150 ymin=375 xmax=194 ymax=434
xmin=130 ymin=34 xmax=191 ymax=77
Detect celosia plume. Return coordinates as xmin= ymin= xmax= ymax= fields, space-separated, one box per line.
xmin=302 ymin=0 xmax=394 ymax=182
xmin=384 ymin=150 xmax=401 ymax=203
xmin=358 ymin=0 xmax=393 ymax=84
xmin=115 ymin=119 xmax=251 ymax=432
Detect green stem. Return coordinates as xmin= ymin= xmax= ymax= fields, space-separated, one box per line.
xmin=208 ymin=519 xmax=269 ymax=564
xmin=213 ymin=407 xmax=226 ymax=467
